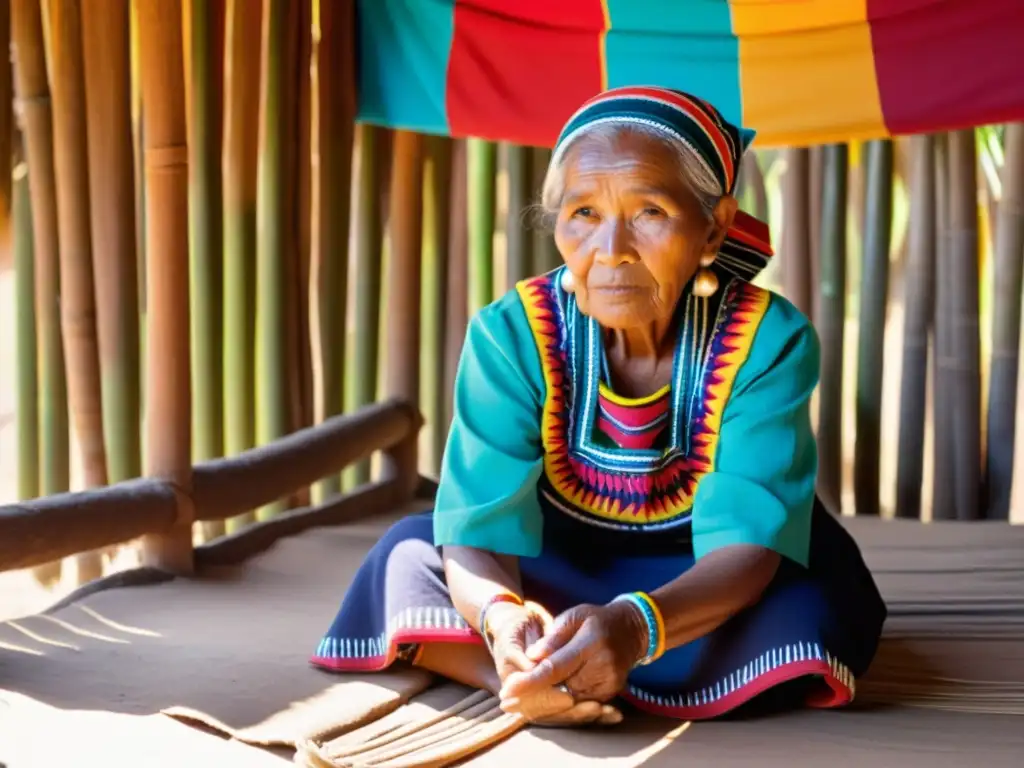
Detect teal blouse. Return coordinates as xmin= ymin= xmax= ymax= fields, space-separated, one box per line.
xmin=433 ymin=280 xmax=820 ymax=568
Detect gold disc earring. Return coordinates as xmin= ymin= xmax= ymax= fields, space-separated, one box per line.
xmin=692 ymin=253 xmax=719 ymax=298
xmin=560 ymin=268 xmax=575 ymax=293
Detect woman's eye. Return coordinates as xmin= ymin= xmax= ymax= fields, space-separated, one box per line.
xmin=571 ymin=206 xmax=595 ymax=219
xmin=640 ymin=206 xmax=665 ymax=218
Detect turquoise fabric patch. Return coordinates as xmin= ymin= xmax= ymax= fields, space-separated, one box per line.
xmin=603 ymin=0 xmax=743 ymax=126
xmin=356 ymin=0 xmax=454 ymax=134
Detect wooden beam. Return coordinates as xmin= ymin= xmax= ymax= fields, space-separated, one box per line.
xmin=0 ymin=479 xmax=177 ymax=573
xmin=192 ymin=399 xmax=421 ymax=520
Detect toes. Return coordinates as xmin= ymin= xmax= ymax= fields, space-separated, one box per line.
xmin=597 ymin=704 xmax=624 ymax=725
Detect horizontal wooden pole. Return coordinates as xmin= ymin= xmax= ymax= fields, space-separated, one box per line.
xmin=0 ymin=478 xmax=177 ymax=572
xmin=192 ymin=398 xmax=422 ymax=521
xmin=194 ymin=479 xmax=401 ymax=568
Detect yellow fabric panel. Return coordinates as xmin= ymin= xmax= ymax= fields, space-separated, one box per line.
xmin=729 ymin=0 xmax=868 ymax=36
xmin=738 ymin=20 xmax=886 ymax=147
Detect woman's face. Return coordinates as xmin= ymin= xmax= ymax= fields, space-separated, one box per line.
xmin=553 ymin=129 xmax=736 ymax=330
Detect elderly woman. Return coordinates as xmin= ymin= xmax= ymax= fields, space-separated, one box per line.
xmin=312 ymin=86 xmax=886 ymax=726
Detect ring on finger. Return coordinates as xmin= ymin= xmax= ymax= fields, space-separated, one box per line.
xmin=557 ymin=683 xmax=575 ymax=702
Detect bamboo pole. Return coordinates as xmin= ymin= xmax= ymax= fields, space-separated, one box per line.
xmin=815 ymin=144 xmax=847 ymax=515
xmin=853 ymin=139 xmax=893 ymax=517
xmin=130 ymin=3 xmax=146 ymax=326
xmin=931 ymin=134 xmax=956 ymax=520
xmin=386 ymin=130 xmax=424 ymax=404
xmin=0 ymin=1 xmax=12 ymax=248
xmin=222 ymin=0 xmax=262 ymax=530
xmin=11 ymin=0 xmax=69 ymax=585
xmin=183 ymin=0 xmax=225 ymax=538
xmin=986 ymin=124 xmax=1024 ymax=520
xmin=311 ymin=0 xmax=354 ymax=502
xmin=531 ymin=147 xmax=560 ymax=274
xmin=895 ymin=135 xmax=936 ymax=520
xmin=286 ymin=0 xmax=313 ymax=505
xmin=468 ymin=138 xmax=496 ymax=314
xmin=345 ymin=126 xmax=387 ymax=487
xmin=254 ymin=0 xmax=291 ymax=519
xmin=421 ymin=136 xmax=452 ymax=474
xmin=808 ymin=146 xmax=823 ymax=324
xmin=46 ymin=0 xmax=107 ymax=583
xmin=443 ymin=139 xmax=469 ymax=430
xmin=505 ymin=144 xmax=532 ymax=286
xmin=81 ymin=0 xmax=141 ymax=489
xmin=781 ymin=147 xmax=812 ymax=317
xmin=136 ymin=0 xmax=194 ymax=572
xmin=14 ymin=162 xmax=39 ymax=502
xmin=946 ymin=130 xmax=982 ymax=521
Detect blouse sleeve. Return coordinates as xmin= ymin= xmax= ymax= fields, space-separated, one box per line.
xmin=692 ymin=295 xmax=820 ymax=568
xmin=432 ymin=297 xmax=547 ymax=557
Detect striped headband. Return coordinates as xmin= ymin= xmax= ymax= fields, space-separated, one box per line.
xmin=551 ymin=86 xmax=756 ymax=196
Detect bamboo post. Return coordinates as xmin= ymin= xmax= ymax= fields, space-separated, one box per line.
xmin=946 ymin=130 xmax=982 ymax=521
xmin=853 ymin=140 xmax=893 ymax=517
xmin=808 ymin=146 xmax=824 ymax=324
xmin=443 ymin=139 xmax=470 ymax=430
xmin=136 ymin=0 xmax=194 ymax=573
xmin=81 ymin=0 xmax=141 ymax=488
xmin=931 ymin=134 xmax=956 ymax=520
xmin=13 ymin=162 xmax=39 ymax=502
xmin=254 ymin=0 xmax=290 ymax=519
xmin=46 ymin=0 xmax=107 ymax=582
xmin=286 ymin=0 xmax=314 ymax=502
xmin=421 ymin=136 xmax=452 ymax=474
xmin=986 ymin=124 xmax=1024 ymax=520
xmin=895 ymin=135 xmax=936 ymax=519
xmin=468 ymin=138 xmax=496 ymax=314
xmin=184 ymin=0 xmax=226 ymax=538
xmin=312 ymin=0 xmax=355 ymax=502
xmin=11 ymin=0 xmax=69 ymax=585
xmin=505 ymin=144 xmax=533 ymax=285
xmin=815 ymin=144 xmax=848 ymax=515
xmin=386 ymin=131 xmax=424 ymax=403
xmin=0 ymin=1 xmax=12 ymax=244
xmin=222 ymin=0 xmax=262 ymax=530
xmin=346 ymin=126 xmax=386 ymax=487
xmin=531 ymin=147 xmax=560 ymax=273
xmin=129 ymin=2 xmax=146 ymax=330
xmin=740 ymin=152 xmax=768 ymax=222
xmin=781 ymin=147 xmax=812 ymax=317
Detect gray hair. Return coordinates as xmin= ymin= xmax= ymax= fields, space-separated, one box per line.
xmin=537 ymin=122 xmax=723 ymax=227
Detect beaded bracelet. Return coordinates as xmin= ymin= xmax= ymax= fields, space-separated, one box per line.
xmin=612 ymin=591 xmax=666 ymax=666
xmin=478 ymin=592 xmax=524 ymax=655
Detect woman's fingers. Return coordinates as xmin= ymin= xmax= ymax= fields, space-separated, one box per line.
xmin=525 ymin=606 xmax=583 ymax=661
xmin=530 ymin=701 xmax=604 ymax=727
xmin=501 ymin=634 xmax=588 ymax=699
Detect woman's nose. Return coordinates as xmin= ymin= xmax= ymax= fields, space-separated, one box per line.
xmin=594 ymin=219 xmax=637 ymax=267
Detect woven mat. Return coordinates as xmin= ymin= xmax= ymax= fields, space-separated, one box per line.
xmin=2 ymin=510 xmax=1024 ymax=767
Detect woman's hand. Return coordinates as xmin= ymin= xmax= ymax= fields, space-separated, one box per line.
xmin=484 ymin=600 xmax=549 ymax=683
xmin=499 ymin=601 xmax=648 ymax=706
xmin=487 ymin=601 xmax=624 ymax=726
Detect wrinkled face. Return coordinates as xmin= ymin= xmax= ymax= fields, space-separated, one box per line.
xmin=553 ymin=129 xmax=736 ymax=329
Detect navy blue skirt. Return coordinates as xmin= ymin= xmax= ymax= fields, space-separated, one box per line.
xmin=311 ymin=499 xmax=886 ymax=720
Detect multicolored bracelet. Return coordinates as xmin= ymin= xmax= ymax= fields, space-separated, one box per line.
xmin=478 ymin=592 xmax=524 ymax=654
xmin=612 ymin=591 xmax=666 ymax=666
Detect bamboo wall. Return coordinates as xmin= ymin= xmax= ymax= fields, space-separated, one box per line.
xmin=2 ymin=1 xmax=1024 ymax=590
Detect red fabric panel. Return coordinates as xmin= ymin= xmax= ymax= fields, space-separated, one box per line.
xmin=868 ymin=0 xmax=1024 ymax=134
xmin=446 ymin=1 xmax=605 ymax=146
